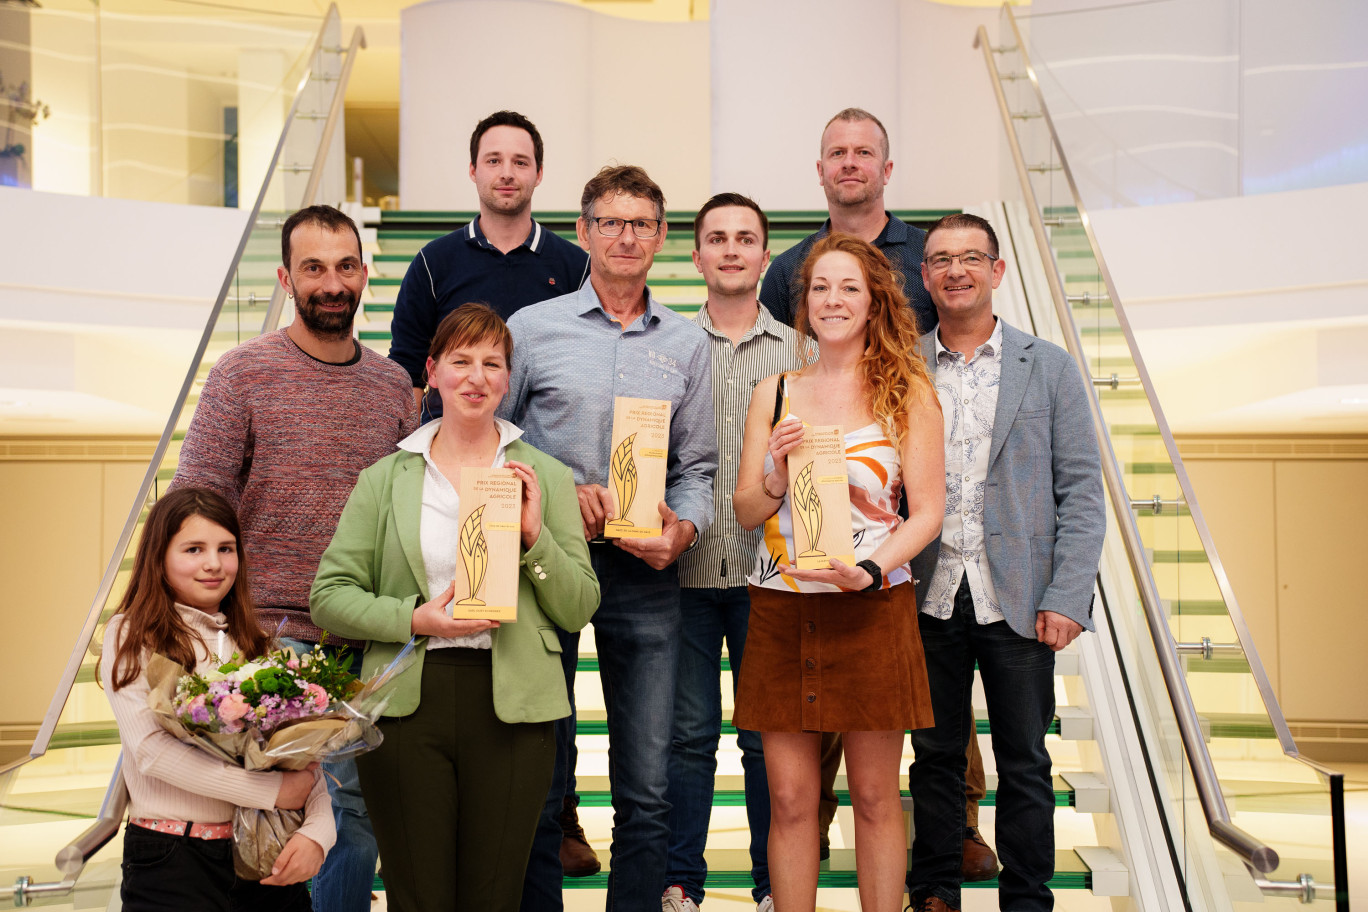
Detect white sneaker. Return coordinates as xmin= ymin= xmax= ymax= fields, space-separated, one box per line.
xmin=662 ymin=885 xmax=700 ymax=912
xmin=756 ymin=896 xmax=775 ymax=912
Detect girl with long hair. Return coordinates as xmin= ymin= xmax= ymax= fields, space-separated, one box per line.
xmin=101 ymin=487 xmax=333 ymax=912
xmin=733 ymin=233 xmax=945 ymax=912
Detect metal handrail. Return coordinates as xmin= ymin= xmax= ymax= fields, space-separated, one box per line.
xmin=0 ymin=758 xmax=128 ymax=905
xmin=975 ymin=14 xmax=1286 ymax=878
xmin=981 ymin=7 xmax=1345 ymax=897
xmin=2 ymin=4 xmax=360 ymax=903
xmin=999 ymin=5 xmax=1297 ymax=757
xmin=0 ymin=2 xmax=344 ymax=782
xmin=261 ymin=24 xmax=368 ymax=332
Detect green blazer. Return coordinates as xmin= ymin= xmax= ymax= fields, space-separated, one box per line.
xmin=311 ymin=439 xmax=599 ymax=723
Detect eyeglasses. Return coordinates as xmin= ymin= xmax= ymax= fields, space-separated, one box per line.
xmin=925 ymin=250 xmax=998 ymax=272
xmin=590 ymin=216 xmax=662 ymax=238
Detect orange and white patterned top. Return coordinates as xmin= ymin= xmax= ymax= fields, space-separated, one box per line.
xmin=749 ymin=377 xmax=911 ymax=594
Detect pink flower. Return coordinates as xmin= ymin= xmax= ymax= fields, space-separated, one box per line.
xmin=305 ymin=683 xmax=330 ymax=712
xmin=287 ymin=659 xmax=299 ymax=669
xmin=182 ymin=694 xmax=210 ymax=725
xmin=218 ymin=693 xmax=250 ymax=724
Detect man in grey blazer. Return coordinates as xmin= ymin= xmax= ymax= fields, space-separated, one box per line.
xmin=905 ymin=214 xmax=1105 ymax=912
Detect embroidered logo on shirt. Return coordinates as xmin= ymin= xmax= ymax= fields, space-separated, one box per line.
xmin=549 ymin=278 xmax=556 ymax=285
xmin=647 ymin=349 xmax=679 ymax=372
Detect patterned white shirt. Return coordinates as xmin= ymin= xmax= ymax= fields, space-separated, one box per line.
xmin=922 ymin=319 xmax=1006 ymax=624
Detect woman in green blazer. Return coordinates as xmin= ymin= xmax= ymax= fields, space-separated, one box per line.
xmin=311 ymin=304 xmax=599 ymax=912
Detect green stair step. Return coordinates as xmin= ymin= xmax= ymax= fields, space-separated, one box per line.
xmin=48 ymin=722 xmax=120 ymax=750
xmin=576 ymin=655 xmax=731 ymax=673
xmin=571 ymin=709 xmax=1063 ymax=738
xmin=372 ymin=252 xmax=696 ymax=265
xmin=1149 ymin=550 xmax=1211 ymax=564
xmin=1182 ymin=655 xmax=1251 ymax=675
xmin=375 ymin=209 xmax=957 ymax=228
xmin=572 ymin=773 xmax=1076 ymax=808
xmin=1123 ymin=462 xmax=1177 ymax=476
xmin=361 ymin=849 xmax=1090 ymax=892
xmin=1165 ymin=599 xmax=1231 ymax=616
xmin=561 ymin=848 xmax=1092 ymax=890
xmin=1202 ymin=712 xmax=1278 ymax=740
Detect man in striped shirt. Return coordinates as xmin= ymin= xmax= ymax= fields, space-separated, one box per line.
xmin=662 ymin=194 xmax=808 ymax=912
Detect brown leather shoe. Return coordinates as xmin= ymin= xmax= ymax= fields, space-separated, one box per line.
xmin=961 ymin=826 xmax=1000 ymax=882
xmin=907 ymin=895 xmax=961 ymax=912
xmin=558 ymin=794 xmax=601 ymax=877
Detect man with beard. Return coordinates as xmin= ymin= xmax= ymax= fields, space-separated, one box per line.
xmin=758 ymin=107 xmax=935 ymax=334
xmin=389 ymin=110 xmax=589 ymax=422
xmin=171 ymin=204 xmax=417 ymax=912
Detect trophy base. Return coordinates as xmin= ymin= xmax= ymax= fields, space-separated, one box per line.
xmin=603 ymin=518 xmax=659 ymax=539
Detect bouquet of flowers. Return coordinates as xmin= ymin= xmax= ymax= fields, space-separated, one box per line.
xmin=144 ymin=637 xmax=417 ymax=879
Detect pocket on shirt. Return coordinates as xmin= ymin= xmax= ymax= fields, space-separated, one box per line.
xmin=538 ymin=626 xmax=563 ymax=654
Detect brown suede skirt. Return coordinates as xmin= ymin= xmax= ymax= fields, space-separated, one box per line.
xmin=733 ymin=583 xmax=934 ymax=733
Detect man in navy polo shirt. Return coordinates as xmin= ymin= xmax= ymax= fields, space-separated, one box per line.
xmin=388 ymin=110 xmax=588 ymax=421
xmin=758 ymin=107 xmax=936 ymax=335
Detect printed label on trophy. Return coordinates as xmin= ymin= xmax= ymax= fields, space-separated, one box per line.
xmin=787 ymin=425 xmax=855 ymax=570
xmin=452 ymin=468 xmax=522 ymax=620
xmin=604 ymin=397 xmax=671 ymax=539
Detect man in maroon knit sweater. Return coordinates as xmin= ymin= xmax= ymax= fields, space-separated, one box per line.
xmin=170 ymin=205 xmax=417 ymax=912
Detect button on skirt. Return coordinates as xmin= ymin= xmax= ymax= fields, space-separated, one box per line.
xmin=734 ymin=583 xmax=934 ymax=733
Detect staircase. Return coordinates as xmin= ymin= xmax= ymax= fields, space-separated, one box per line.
xmin=3 ymin=195 xmax=1346 ymax=908
xmin=0 ymin=7 xmax=1353 ymax=901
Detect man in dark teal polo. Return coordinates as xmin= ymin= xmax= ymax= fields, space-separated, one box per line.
xmin=758 ymin=107 xmax=936 ymax=334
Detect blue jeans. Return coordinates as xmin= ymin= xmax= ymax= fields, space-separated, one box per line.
xmin=519 ymin=626 xmax=580 ymax=912
xmin=595 ymin=544 xmax=683 ymax=910
xmin=279 ymin=637 xmax=379 ymax=912
xmin=665 ymin=586 xmax=770 ymax=905
xmin=906 ymin=581 xmax=1057 ymax=912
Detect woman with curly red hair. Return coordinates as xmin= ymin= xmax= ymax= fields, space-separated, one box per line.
xmin=734 ymin=233 xmax=945 ymax=912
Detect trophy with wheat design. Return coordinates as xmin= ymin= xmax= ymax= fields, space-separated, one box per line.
xmin=451 ymin=469 xmax=521 ymax=619
xmin=605 ymin=397 xmax=672 ymax=538
xmin=605 ymin=433 xmax=639 ymax=535
xmin=788 ymin=425 xmax=856 ymax=570
xmin=456 ymin=505 xmax=488 ymax=606
xmin=793 ymin=463 xmax=826 ymax=563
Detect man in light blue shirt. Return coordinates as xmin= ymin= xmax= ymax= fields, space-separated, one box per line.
xmin=501 ymin=164 xmax=716 ymax=912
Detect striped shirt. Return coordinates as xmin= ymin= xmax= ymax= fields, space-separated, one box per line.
xmin=499 ymin=281 xmax=717 ymax=539
xmin=679 ymin=303 xmax=808 ymax=588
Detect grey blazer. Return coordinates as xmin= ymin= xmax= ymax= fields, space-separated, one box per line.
xmin=918 ymin=320 xmax=1105 ymax=639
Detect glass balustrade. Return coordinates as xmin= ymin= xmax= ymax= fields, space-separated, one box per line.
xmin=12 ymin=0 xmax=322 ymax=205
xmin=0 ymin=6 xmax=358 ymax=905
xmin=986 ymin=5 xmax=1347 ymax=908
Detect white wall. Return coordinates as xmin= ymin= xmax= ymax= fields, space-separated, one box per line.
xmin=711 ymin=0 xmax=1004 ymax=211
xmin=400 ymin=0 xmax=1000 ymax=213
xmin=1026 ymin=0 xmax=1368 ymax=206
xmin=400 ymin=0 xmax=709 ymax=212
xmin=0 ymin=187 xmax=248 ymax=434
xmin=1086 ymin=182 xmax=1368 ymax=434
